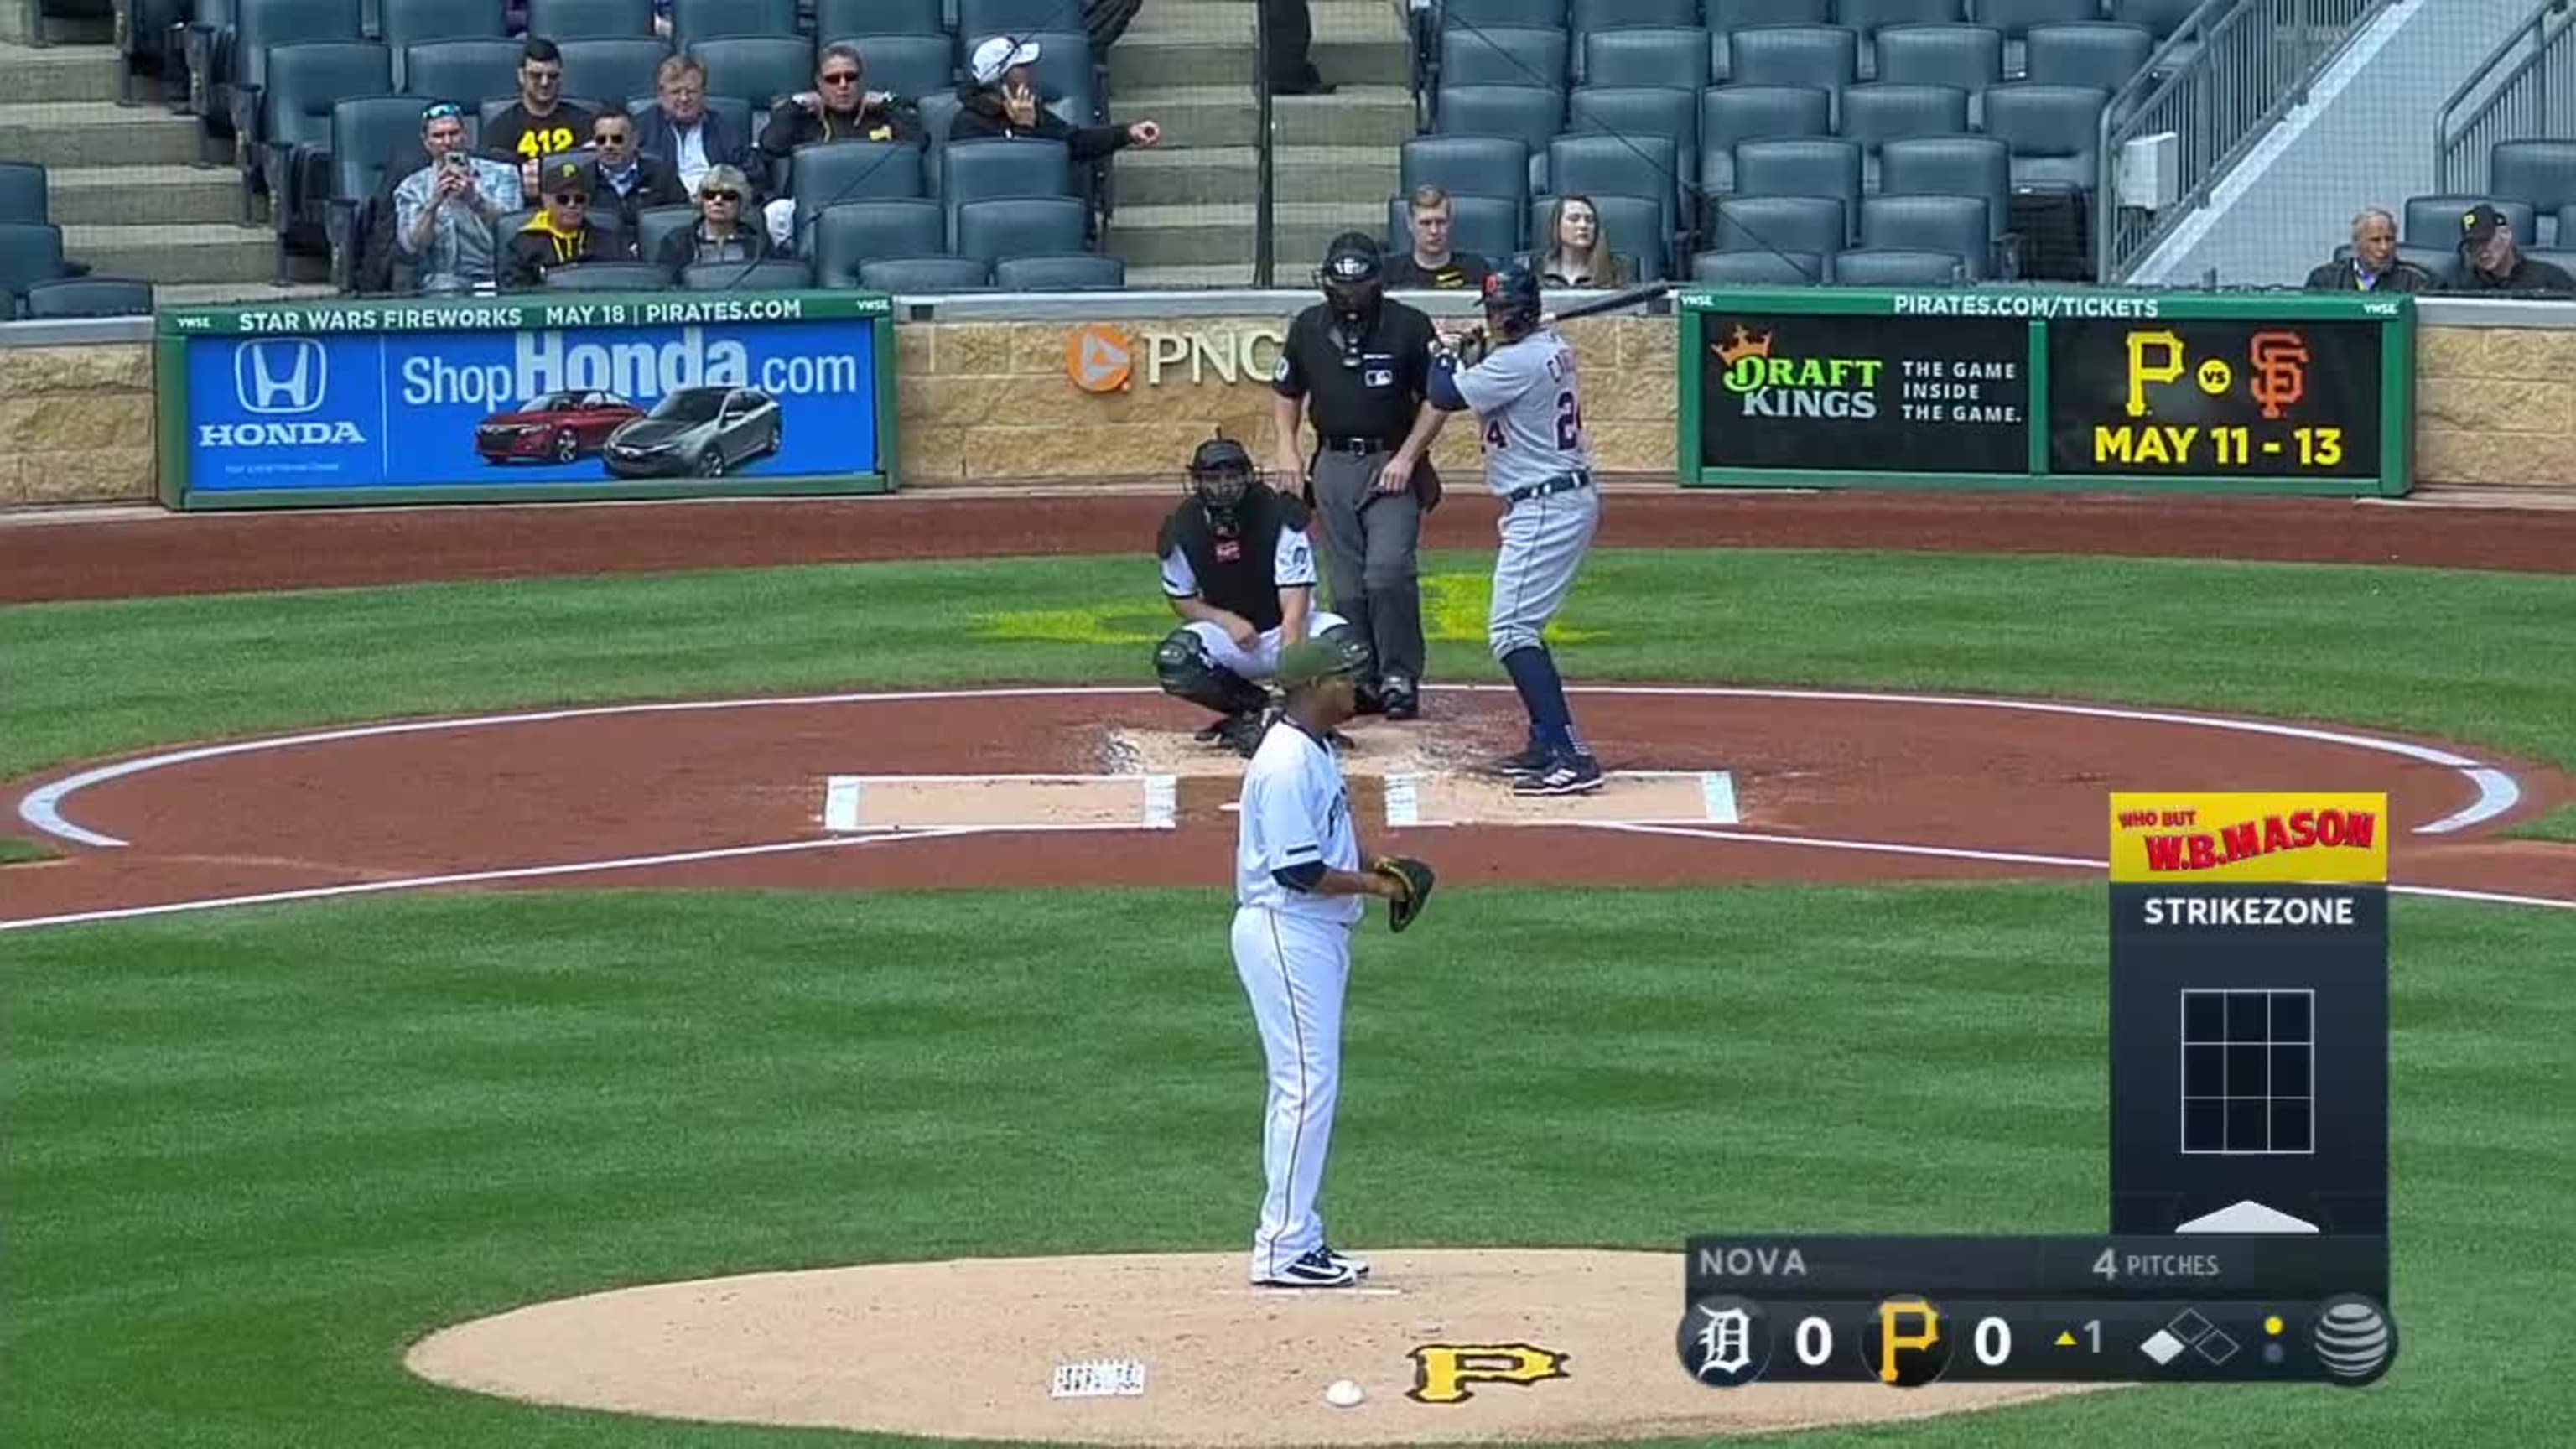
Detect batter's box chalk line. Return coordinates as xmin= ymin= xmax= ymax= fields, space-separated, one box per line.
xmin=1384 ymin=770 xmax=1739 ymax=828
xmin=822 ymin=774 xmax=1178 ymax=834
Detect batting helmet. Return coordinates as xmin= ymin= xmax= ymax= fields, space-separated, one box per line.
xmin=1187 ymin=434 xmax=1256 ymax=534
xmin=1483 ymin=262 xmax=1543 ymax=341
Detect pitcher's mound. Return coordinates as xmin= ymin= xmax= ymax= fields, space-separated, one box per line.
xmin=405 ymin=1249 xmax=2102 ymax=1445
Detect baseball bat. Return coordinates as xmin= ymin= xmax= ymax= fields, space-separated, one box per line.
xmin=1540 ymin=280 xmax=1675 ymax=326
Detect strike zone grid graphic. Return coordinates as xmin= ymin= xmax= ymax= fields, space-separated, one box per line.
xmin=2180 ymin=989 xmax=2317 ymax=1156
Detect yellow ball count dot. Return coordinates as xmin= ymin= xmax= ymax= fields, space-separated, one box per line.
xmin=2265 ymin=1316 xmax=2284 ymax=1337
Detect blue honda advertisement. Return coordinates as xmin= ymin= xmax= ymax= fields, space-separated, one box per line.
xmin=158 ymin=293 xmax=896 ymax=507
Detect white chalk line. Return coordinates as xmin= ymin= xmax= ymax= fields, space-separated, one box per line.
xmin=818 ymin=772 xmax=1180 ymax=834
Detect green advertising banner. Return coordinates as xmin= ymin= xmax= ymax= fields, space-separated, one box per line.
xmin=156 ymin=290 xmax=901 ymax=510
xmin=1675 ymin=288 xmax=2415 ymax=496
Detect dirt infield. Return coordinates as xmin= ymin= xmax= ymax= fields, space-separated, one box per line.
xmin=404 ymin=1250 xmax=2108 ymax=1445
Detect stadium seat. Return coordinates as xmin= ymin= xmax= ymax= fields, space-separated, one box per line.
xmin=809 ymin=198 xmax=946 ymax=286
xmin=938 ymin=138 xmax=1072 ymax=248
xmin=220 ymin=0 xmax=365 ymax=166
xmin=955 ymin=195 xmax=1090 ymax=264
xmin=1973 ymin=0 xmax=2103 ymax=38
xmin=668 ymin=0 xmax=797 ymax=48
xmin=1860 ymin=193 xmax=1990 ymax=277
xmin=632 ymin=205 xmax=699 ymax=265
xmin=2490 ymin=139 xmax=2576 ymax=218
xmin=1530 ymin=190 xmax=1670 ymax=278
xmin=2022 ymin=23 xmax=2153 ymax=91
xmin=1579 ymin=28 xmax=1709 ymax=91
xmin=0 ymin=221 xmax=72 ymax=314
xmin=1872 ymin=23 xmax=2004 ymax=96
xmin=1879 ymin=134 xmax=2012 ymax=239
xmin=859 ymin=255 xmax=995 ymax=290
xmin=1726 ymin=26 xmax=1859 ymax=123
xmin=21 ymin=277 xmax=155 ymax=318
xmin=1690 ymin=247 xmax=1826 ymax=283
xmin=813 ymin=0 xmax=945 ymax=39
xmin=403 ymin=39 xmax=527 ymax=106
xmin=377 ymin=0 xmax=506 ymax=91
xmin=1836 ymin=81 xmax=1970 ymax=156
xmin=1567 ymin=85 xmax=1701 ymax=187
xmin=2392 ymin=243 xmax=2461 ymax=285
xmin=1571 ymin=0 xmax=1695 ymax=29
xmin=1731 ymin=137 xmax=1863 ymax=241
xmin=994 ymin=252 xmax=1128 ymax=289
xmin=1712 ymin=0 xmax=1831 ymax=79
xmin=523 ymin=0 xmax=655 ymax=39
xmin=1386 ymin=193 xmax=1524 ymax=262
xmin=1826 ymin=245 xmax=1963 ymax=283
xmin=1698 ymin=83 xmax=1833 ymax=192
xmin=1440 ymin=0 xmax=1571 ymax=26
xmin=847 ymin=34 xmax=960 ymax=105
xmin=1401 ymin=135 xmax=1535 ymax=205
xmin=1439 ymin=24 xmax=1572 ymax=91
xmin=688 ymin=35 xmax=813 ymax=113
xmin=2402 ymin=195 xmax=2536 ymax=247
xmin=325 ymin=95 xmax=432 ymax=289
xmin=0 ymin=162 xmax=50 ymax=224
xmin=560 ymin=38 xmax=674 ymax=109
xmin=2559 ymin=203 xmax=2576 ymax=248
xmin=955 ymin=0 xmax=1066 ymax=36
xmin=682 ymin=257 xmax=811 ymax=288
xmin=1839 ymin=0 xmax=1971 ymax=77
xmin=541 ymin=260 xmax=673 ymax=288
xmin=1436 ymin=86 xmax=1563 ymax=194
xmin=1977 ymin=82 xmax=2106 ymax=188
xmin=253 ymin=42 xmax=391 ymax=265
xmin=1546 ymin=132 xmax=1678 ymax=232
xmin=1708 ymin=193 xmax=1846 ymax=260
xmin=793 ymin=139 xmax=927 ymax=219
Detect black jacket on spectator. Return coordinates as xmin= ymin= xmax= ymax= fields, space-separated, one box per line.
xmin=501 ymin=215 xmax=634 ymax=289
xmin=949 ymin=86 xmax=1134 ymax=162
xmin=760 ymin=96 xmax=925 ymax=159
xmin=592 ymin=157 xmax=690 ymax=233
xmin=2303 ymin=257 xmax=2433 ymax=293
xmin=2449 ymin=256 xmax=2576 ymax=294
xmin=634 ymin=105 xmax=763 ymax=196
xmin=483 ymin=101 xmax=600 ymax=172
xmin=656 ymin=220 xmax=775 ymax=278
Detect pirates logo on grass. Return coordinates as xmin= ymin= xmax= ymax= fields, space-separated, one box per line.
xmin=1405 ymin=1343 xmax=1569 ymax=1404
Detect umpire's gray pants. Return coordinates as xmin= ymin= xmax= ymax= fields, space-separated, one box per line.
xmin=1308 ymin=448 xmax=1426 ymax=688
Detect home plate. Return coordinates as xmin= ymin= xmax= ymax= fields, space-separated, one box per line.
xmin=1384 ymin=771 xmax=1738 ymax=827
xmin=823 ymin=775 xmax=1178 ymax=832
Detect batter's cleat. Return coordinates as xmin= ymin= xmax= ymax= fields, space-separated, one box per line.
xmin=1514 ymin=752 xmax=1606 ymax=797
xmin=1491 ymin=742 xmax=1555 ymax=779
xmin=1322 ymin=1244 xmax=1372 ymax=1277
xmin=1254 ymin=1248 xmax=1362 ymax=1288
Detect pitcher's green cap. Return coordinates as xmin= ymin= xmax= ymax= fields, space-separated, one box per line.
xmin=1274 ymin=634 xmax=1365 ymax=690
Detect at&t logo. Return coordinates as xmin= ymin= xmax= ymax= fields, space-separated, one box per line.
xmin=204 ymin=339 xmax=366 ymax=447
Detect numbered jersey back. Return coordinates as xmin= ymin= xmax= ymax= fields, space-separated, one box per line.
xmin=1461 ymin=329 xmax=1593 ymax=497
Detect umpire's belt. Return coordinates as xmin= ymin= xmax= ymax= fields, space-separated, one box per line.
xmin=1505 ymin=470 xmax=1593 ymax=505
xmin=1319 ymin=435 xmax=1397 ymax=454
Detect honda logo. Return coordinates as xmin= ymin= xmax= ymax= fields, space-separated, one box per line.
xmin=233 ymin=339 xmax=327 ymax=415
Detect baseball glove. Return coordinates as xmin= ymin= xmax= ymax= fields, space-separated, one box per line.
xmin=1374 ymin=856 xmax=1436 ymax=933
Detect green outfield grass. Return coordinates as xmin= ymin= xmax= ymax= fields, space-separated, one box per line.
xmin=2503 ymin=803 xmax=2576 ymax=843
xmin=3 ymin=548 xmax=2572 ymax=1448
xmin=0 ymin=835 xmax=55 ymax=865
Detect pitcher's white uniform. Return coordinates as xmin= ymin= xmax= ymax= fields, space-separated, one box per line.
xmin=1230 ymin=717 xmax=1364 ymax=1281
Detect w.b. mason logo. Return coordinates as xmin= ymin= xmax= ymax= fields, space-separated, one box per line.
xmin=234 ymin=339 xmax=326 ymax=414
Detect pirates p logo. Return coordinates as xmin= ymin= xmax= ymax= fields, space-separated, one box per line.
xmin=1406 ymin=1343 xmax=1569 ymax=1405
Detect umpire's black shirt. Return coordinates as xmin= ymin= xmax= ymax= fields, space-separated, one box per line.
xmin=1273 ymin=298 xmax=1439 ymax=448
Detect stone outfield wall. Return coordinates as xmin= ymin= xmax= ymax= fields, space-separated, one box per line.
xmin=2 ymin=319 xmax=2568 ymax=505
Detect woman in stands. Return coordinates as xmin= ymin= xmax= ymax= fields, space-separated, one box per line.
xmin=1531 ymin=195 xmax=1630 ymax=289
xmin=657 ymin=165 xmax=774 ymax=280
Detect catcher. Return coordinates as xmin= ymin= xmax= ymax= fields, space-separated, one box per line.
xmin=1155 ymin=434 xmax=1360 ymax=756
xmin=1228 ymin=631 xmax=1434 ymax=1288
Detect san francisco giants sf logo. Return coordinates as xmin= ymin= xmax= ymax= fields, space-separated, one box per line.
xmin=2247 ymin=330 xmax=2310 ymax=419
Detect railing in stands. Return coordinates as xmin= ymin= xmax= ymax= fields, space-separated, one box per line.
xmin=2436 ymin=0 xmax=2576 ymax=194
xmin=2096 ymin=0 xmax=2394 ymax=283
xmin=1255 ymin=2 xmax=1276 ymax=288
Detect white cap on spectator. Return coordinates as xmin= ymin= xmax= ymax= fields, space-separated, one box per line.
xmin=971 ymin=36 xmax=1041 ymax=86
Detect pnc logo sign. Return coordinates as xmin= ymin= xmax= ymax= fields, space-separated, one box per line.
xmin=234 ymin=338 xmax=326 ymax=414
xmin=1066 ymin=323 xmax=1134 ymax=392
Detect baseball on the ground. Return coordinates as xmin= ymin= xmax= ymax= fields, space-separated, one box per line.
xmin=1324 ymin=1379 xmax=1365 ymax=1408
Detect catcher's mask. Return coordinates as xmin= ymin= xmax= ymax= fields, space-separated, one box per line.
xmin=1187 ymin=435 xmax=1256 ymax=535
xmin=1318 ymin=231 xmax=1384 ymax=365
xmin=1483 ymin=262 xmax=1544 ymax=343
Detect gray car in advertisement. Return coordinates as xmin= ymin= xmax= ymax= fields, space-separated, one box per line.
xmin=602 ymin=386 xmax=782 ymax=478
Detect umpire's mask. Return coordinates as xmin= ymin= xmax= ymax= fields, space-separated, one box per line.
xmin=1187 ymin=435 xmax=1256 ymax=537
xmin=1318 ymin=231 xmax=1384 ymax=359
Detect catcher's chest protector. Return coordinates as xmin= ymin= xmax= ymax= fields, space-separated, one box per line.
xmin=1161 ymin=489 xmax=1304 ymax=632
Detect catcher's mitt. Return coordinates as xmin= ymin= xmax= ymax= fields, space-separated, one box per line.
xmin=1374 ymin=856 xmax=1436 ymax=933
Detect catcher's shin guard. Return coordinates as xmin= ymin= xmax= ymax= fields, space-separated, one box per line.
xmin=1154 ymin=628 xmax=1271 ymax=719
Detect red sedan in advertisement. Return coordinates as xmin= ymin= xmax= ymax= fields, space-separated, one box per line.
xmin=475 ymin=390 xmax=646 ymax=465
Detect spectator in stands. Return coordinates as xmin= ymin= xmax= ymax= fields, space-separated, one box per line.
xmin=657 ymin=164 xmax=773 ymax=278
xmin=948 ymin=36 xmax=1163 ymax=159
xmin=502 ymin=158 xmax=636 ymax=289
xmin=2449 ymin=203 xmax=2576 ymax=295
xmin=590 ymin=111 xmax=687 ymax=236
xmin=1382 ymin=186 xmax=1493 ymax=289
xmin=1259 ymin=0 xmax=1330 ymax=95
xmin=394 ymin=101 xmax=526 ymax=295
xmin=2303 ymin=208 xmax=2432 ymax=293
xmin=1530 ymin=195 xmax=1631 ymax=289
xmin=758 ymin=43 xmax=929 ymax=248
xmin=486 ymin=38 xmax=600 ymax=204
xmin=636 ymin=55 xmax=759 ymax=204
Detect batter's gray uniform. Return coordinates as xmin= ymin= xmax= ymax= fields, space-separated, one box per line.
xmin=1452 ymin=326 xmax=1601 ymax=662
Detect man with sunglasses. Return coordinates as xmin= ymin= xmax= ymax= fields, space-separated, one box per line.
xmin=589 ymin=112 xmax=687 ymax=236
xmin=393 ymin=101 xmax=525 ymax=294
xmin=501 ymin=158 xmax=636 ymax=290
xmin=758 ymin=43 xmax=924 ymax=248
xmin=484 ymin=37 xmax=600 ymax=204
